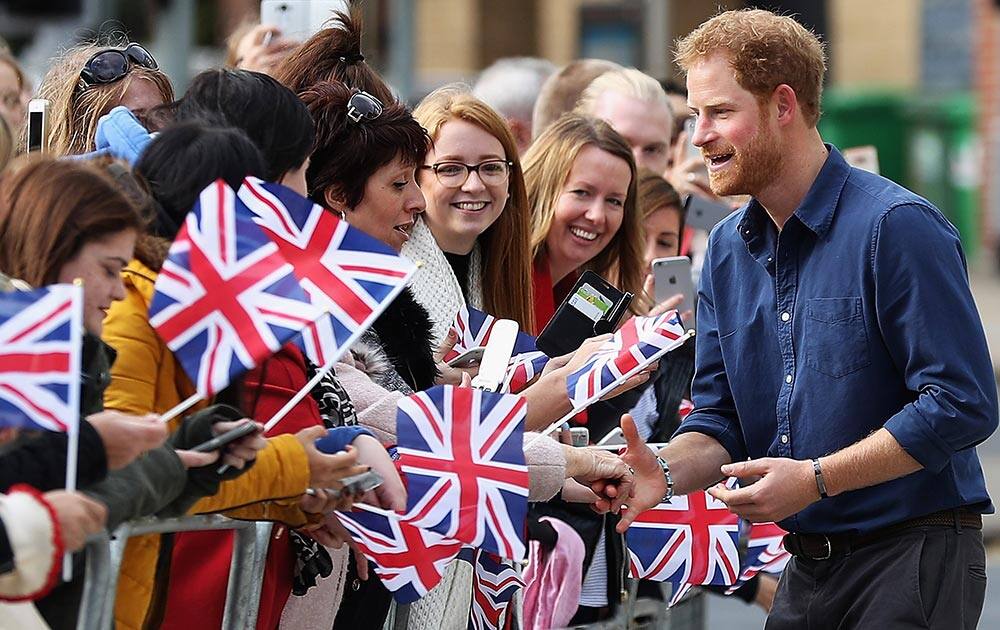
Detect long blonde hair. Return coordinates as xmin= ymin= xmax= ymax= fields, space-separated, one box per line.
xmin=523 ymin=113 xmax=646 ymax=312
xmin=413 ymin=85 xmax=535 ymax=332
xmin=36 ymin=39 xmax=174 ymax=156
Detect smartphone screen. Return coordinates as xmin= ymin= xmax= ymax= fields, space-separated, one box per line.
xmin=27 ymin=109 xmax=45 ymax=153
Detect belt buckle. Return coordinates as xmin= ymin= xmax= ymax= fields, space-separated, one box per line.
xmin=814 ymin=535 xmax=832 ymax=560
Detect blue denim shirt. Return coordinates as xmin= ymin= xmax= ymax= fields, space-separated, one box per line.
xmin=675 ymin=146 xmax=997 ymax=535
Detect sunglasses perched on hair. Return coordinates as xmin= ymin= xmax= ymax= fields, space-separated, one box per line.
xmin=77 ymin=43 xmax=158 ymax=91
xmin=346 ymin=90 xmax=383 ymax=123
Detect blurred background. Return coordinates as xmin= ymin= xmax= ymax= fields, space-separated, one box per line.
xmin=2 ymin=2 xmax=1000 ymax=626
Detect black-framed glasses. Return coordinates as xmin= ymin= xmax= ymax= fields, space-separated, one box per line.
xmin=420 ymin=159 xmax=513 ymax=188
xmin=77 ymin=43 xmax=158 ymax=91
xmin=346 ymin=90 xmax=383 ymax=123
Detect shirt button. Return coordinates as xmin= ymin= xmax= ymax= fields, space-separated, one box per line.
xmin=781 ymin=312 xmax=790 ymax=322
xmin=780 ymin=434 xmax=788 ymax=444
xmin=785 ymin=374 xmax=793 ymax=384
xmin=767 ymin=256 xmax=773 ymax=263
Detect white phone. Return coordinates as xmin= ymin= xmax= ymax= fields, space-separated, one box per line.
xmin=447 ymin=346 xmax=485 ymax=369
xmin=260 ymin=0 xmax=350 ymax=42
xmin=652 ymin=256 xmax=695 ymax=327
xmin=27 ymin=99 xmax=50 ymax=153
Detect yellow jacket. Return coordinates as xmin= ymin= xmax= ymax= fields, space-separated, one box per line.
xmin=102 ymin=260 xmax=312 ymax=630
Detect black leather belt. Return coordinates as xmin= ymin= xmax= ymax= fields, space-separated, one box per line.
xmin=783 ymin=509 xmax=983 ymax=561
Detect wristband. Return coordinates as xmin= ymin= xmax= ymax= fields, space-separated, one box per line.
xmin=812 ymin=457 xmax=828 ymax=499
xmin=656 ymin=455 xmax=674 ymax=503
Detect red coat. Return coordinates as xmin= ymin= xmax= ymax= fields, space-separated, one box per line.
xmin=159 ymin=344 xmax=321 ymax=630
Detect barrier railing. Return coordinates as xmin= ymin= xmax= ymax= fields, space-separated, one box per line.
xmin=75 ymin=515 xmax=273 ymax=630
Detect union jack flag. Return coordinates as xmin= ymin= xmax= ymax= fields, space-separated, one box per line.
xmin=725 ymin=521 xmax=791 ymax=595
xmin=625 ymin=479 xmax=740 ymax=606
xmin=149 ymin=180 xmax=322 ymax=397
xmin=397 ymin=385 xmax=529 ymax=560
xmin=0 ymin=285 xmax=82 ymax=432
xmin=237 ymin=177 xmax=416 ymax=367
xmin=445 ymin=305 xmax=550 ymax=393
xmin=458 ymin=546 xmax=523 ymax=630
xmin=336 ymin=508 xmax=463 ymax=603
xmin=566 ymin=311 xmax=686 ymax=409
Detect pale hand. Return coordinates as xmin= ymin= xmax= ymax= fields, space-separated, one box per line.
xmin=433 ymin=329 xmax=479 ymax=385
xmin=707 ymin=458 xmax=820 ymax=523
xmin=86 ymin=410 xmax=168 ymax=470
xmin=44 ymin=490 xmax=108 ymax=552
xmin=608 ymin=414 xmax=668 ymax=533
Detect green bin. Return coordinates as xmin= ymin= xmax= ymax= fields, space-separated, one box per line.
xmin=819 ymin=89 xmax=909 ymax=188
xmin=905 ymin=93 xmax=980 ymax=257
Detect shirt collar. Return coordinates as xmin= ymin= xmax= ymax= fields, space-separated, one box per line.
xmin=736 ymin=144 xmax=850 ymax=241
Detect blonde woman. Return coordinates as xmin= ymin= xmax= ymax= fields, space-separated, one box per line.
xmin=523 ymin=113 xmax=646 ymax=331
xmin=404 ymin=84 xmax=534 ymax=341
xmin=36 ymin=39 xmax=173 ymax=156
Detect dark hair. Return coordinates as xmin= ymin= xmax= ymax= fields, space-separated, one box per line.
xmin=134 ymin=121 xmax=266 ymax=240
xmin=301 ymin=81 xmax=428 ymax=208
xmin=274 ymin=9 xmax=394 ymax=105
xmin=174 ymin=69 xmax=315 ymax=182
xmin=0 ymin=157 xmax=145 ymax=286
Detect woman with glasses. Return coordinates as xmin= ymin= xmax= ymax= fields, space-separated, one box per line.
xmin=36 ymin=39 xmax=172 ymax=156
xmin=403 ymin=85 xmax=535 ymax=341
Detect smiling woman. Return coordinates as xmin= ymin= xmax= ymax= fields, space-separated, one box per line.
xmin=523 ymin=113 xmax=646 ymax=330
xmin=404 ymin=85 xmax=535 ymax=341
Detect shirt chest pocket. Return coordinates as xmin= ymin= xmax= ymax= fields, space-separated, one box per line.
xmin=803 ymin=297 xmax=871 ymax=378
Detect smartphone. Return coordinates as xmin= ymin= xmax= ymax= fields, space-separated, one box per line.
xmin=570 ymin=427 xmax=589 ymax=447
xmin=260 ymin=0 xmax=350 ymax=41
xmin=190 ymin=420 xmax=260 ymax=453
xmin=447 ymin=346 xmax=485 ymax=369
xmin=536 ymin=270 xmax=632 ymax=358
xmin=652 ymin=256 xmax=695 ymax=327
xmin=683 ymin=116 xmax=701 ymax=162
xmin=596 ymin=426 xmax=625 ymax=446
xmin=305 ymin=470 xmax=384 ymax=502
xmin=26 ymin=99 xmax=50 ymax=153
xmin=684 ymin=194 xmax=734 ymax=232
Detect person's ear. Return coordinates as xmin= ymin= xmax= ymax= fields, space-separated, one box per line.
xmin=773 ymin=84 xmax=798 ymax=126
xmin=324 ymin=188 xmax=349 ymax=216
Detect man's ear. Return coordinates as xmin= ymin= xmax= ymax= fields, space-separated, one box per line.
xmin=773 ymin=84 xmax=798 ymax=126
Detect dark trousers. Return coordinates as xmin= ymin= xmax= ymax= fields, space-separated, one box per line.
xmin=766 ymin=526 xmax=987 ymax=629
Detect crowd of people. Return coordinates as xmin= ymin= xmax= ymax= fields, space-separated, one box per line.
xmin=0 ymin=6 xmax=995 ymax=630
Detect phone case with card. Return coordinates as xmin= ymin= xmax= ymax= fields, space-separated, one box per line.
xmin=536 ymin=270 xmax=632 ymax=358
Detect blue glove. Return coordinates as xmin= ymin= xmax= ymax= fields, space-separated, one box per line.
xmin=92 ymin=106 xmax=153 ymax=165
xmin=313 ymin=426 xmax=375 ymax=454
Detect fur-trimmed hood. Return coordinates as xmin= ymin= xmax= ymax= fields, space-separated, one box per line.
xmin=349 ymin=288 xmax=438 ymax=392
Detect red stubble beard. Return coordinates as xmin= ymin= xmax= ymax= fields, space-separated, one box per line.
xmin=705 ymin=116 xmax=783 ymax=199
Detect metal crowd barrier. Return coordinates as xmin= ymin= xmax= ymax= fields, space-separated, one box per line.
xmin=76 ymin=515 xmax=273 ymax=630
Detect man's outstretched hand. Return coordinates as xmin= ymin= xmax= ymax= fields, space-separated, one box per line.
xmin=592 ymin=414 xmax=669 ymax=533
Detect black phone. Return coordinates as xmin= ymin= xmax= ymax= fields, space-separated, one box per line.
xmin=684 ymin=194 xmax=734 ymax=231
xmin=536 ymin=270 xmax=632 ymax=358
xmin=191 ymin=420 xmax=260 ymax=453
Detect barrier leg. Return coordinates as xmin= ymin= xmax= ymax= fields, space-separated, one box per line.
xmin=221 ymin=521 xmax=272 ymax=629
xmin=75 ymin=531 xmax=111 ymax=630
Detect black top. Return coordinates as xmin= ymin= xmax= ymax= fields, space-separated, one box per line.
xmin=444 ymin=251 xmax=472 ymax=299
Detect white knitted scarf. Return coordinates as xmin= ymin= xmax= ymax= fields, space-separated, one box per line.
xmin=401 ymin=217 xmax=484 ymax=344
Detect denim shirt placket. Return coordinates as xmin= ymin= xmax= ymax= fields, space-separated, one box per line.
xmin=772 ymin=222 xmax=800 ymax=461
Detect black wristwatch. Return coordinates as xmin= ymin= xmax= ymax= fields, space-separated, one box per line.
xmin=656 ymin=454 xmax=674 ymax=503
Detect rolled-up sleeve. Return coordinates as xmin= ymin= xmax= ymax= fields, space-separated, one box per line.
xmin=874 ymin=204 xmax=999 ymax=472
xmin=672 ymin=238 xmax=748 ymax=463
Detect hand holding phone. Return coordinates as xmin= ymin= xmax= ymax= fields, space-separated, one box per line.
xmin=191 ymin=420 xmax=261 ymax=453
xmin=536 ymin=271 xmax=632 ymax=357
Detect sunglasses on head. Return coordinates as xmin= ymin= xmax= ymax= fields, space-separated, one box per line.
xmin=346 ymin=90 xmax=383 ymax=124
xmin=77 ymin=43 xmax=158 ymax=91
